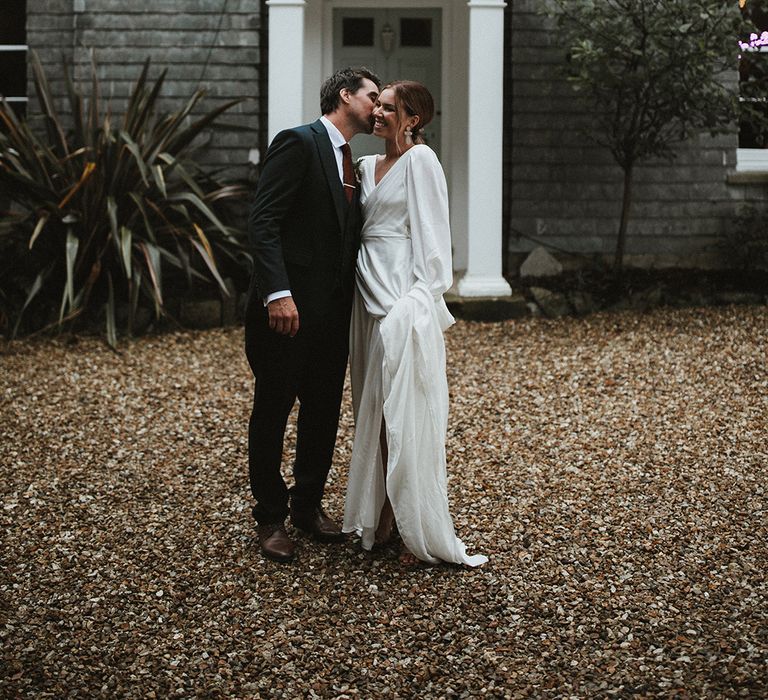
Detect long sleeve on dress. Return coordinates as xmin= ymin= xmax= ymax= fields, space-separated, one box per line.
xmin=405 ymin=146 xmax=453 ymax=300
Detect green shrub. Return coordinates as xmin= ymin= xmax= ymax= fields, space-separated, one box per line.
xmin=0 ymin=52 xmax=250 ymax=346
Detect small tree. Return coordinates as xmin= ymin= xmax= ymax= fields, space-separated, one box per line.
xmin=549 ymin=0 xmax=752 ymax=273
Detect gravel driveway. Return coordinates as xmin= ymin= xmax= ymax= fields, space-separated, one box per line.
xmin=1 ymin=305 xmax=766 ymax=698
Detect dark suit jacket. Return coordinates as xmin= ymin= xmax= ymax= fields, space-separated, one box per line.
xmin=246 ymin=119 xmax=362 ymax=325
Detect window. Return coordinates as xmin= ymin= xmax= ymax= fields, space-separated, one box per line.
xmin=0 ymin=0 xmax=27 ymax=117
xmin=400 ymin=18 xmax=432 ymax=48
xmin=342 ymin=18 xmax=374 ymax=47
xmin=738 ymin=0 xmax=768 ymax=169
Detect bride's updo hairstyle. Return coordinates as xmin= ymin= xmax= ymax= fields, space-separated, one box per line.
xmin=388 ymin=80 xmax=435 ymax=145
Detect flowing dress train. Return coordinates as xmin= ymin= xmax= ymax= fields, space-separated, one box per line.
xmin=342 ymin=145 xmax=487 ymax=567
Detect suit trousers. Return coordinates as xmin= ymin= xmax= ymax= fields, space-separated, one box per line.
xmin=244 ymin=293 xmax=351 ymax=525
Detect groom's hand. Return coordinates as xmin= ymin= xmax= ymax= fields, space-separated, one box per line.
xmin=267 ymin=296 xmax=299 ymax=337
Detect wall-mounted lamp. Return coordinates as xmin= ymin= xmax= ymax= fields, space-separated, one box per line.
xmin=381 ymin=23 xmax=395 ymax=54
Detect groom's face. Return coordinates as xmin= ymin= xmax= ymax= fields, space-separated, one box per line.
xmin=344 ymin=79 xmax=380 ymax=135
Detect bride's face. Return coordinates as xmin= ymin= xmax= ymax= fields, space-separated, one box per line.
xmin=372 ymin=88 xmax=405 ymax=141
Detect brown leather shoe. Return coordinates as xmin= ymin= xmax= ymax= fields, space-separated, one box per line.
xmin=290 ymin=507 xmax=345 ymax=543
xmin=258 ymin=523 xmax=295 ymax=562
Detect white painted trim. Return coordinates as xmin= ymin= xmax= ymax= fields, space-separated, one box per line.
xmin=736 ymin=148 xmax=768 ymax=172
xmin=267 ymin=0 xmax=306 ymax=141
xmin=455 ymin=274 xmax=514 ymax=298
xmin=458 ymin=0 xmax=511 ymax=297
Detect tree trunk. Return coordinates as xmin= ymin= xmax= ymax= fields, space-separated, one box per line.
xmin=614 ymin=163 xmax=634 ymax=276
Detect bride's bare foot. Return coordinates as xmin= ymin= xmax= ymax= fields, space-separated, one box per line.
xmin=399 ymin=548 xmax=419 ymax=566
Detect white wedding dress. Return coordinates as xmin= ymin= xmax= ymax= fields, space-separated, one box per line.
xmin=342 ymin=145 xmax=487 ymax=567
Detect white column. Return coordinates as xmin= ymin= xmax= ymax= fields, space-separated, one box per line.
xmin=458 ymin=0 xmax=511 ymax=298
xmin=267 ymin=0 xmax=306 ymax=142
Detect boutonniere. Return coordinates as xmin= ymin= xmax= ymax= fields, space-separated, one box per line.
xmin=353 ymin=157 xmax=363 ymax=184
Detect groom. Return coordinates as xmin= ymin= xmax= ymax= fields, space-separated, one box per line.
xmin=245 ymin=67 xmax=381 ymax=562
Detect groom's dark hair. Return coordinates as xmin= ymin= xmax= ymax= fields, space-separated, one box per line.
xmin=320 ymin=67 xmax=381 ymax=115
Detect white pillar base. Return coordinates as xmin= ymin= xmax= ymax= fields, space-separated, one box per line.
xmin=457 ymin=273 xmax=512 ymax=298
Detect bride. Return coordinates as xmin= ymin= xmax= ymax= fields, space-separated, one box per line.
xmin=342 ymin=80 xmax=487 ymax=567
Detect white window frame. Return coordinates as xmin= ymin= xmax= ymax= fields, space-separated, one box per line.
xmin=736 ymin=144 xmax=768 ymax=171
xmin=737 ymin=21 xmax=768 ymax=171
xmin=0 ymin=44 xmax=29 ymax=111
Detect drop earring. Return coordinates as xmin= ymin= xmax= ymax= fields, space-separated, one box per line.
xmin=404 ymin=127 xmax=413 ymax=146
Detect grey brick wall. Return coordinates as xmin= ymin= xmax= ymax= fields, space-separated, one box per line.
xmin=26 ymin=0 xmax=263 ymax=178
xmin=506 ymin=0 xmax=767 ymax=269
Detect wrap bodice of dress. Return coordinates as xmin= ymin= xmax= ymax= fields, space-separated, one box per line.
xmin=356 ymin=145 xmax=454 ymax=330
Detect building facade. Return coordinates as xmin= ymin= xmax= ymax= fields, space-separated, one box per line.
xmin=10 ymin=0 xmax=767 ymax=296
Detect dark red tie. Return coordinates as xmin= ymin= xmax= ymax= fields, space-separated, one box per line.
xmin=341 ymin=143 xmax=355 ymax=203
